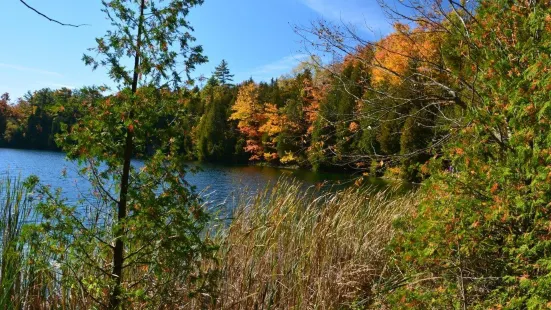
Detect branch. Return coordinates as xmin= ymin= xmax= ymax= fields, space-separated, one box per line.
xmin=19 ymin=0 xmax=89 ymax=27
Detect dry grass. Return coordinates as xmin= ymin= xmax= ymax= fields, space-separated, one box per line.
xmin=0 ymin=176 xmax=416 ymax=309
xmin=207 ymin=178 xmax=417 ymax=309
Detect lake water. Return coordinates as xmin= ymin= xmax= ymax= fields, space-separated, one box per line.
xmin=0 ymin=148 xmax=390 ymax=207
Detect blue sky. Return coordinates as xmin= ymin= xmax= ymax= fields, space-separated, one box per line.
xmin=0 ymin=0 xmax=393 ymax=100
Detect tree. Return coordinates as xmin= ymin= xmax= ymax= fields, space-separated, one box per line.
xmin=259 ymin=103 xmax=283 ymax=162
xmin=0 ymin=94 xmax=9 ymax=146
xmin=195 ymin=78 xmax=236 ymax=161
xmin=229 ymin=82 xmax=265 ymax=161
xmin=295 ymin=7 xmax=471 ymax=176
xmin=302 ymin=0 xmax=551 ymax=307
xmin=25 ymin=89 xmax=55 ymax=150
xmin=55 ymin=0 xmax=212 ymax=308
xmin=213 ymin=59 xmax=234 ymax=86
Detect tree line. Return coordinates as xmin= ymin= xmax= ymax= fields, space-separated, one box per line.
xmin=1 ymin=27 xmax=454 ymax=183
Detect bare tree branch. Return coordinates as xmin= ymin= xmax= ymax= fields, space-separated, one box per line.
xmin=19 ymin=0 xmax=89 ymax=27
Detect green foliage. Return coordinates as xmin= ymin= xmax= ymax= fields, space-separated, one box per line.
xmin=0 ymin=176 xmax=36 ymax=309
xmin=0 ymin=93 xmax=9 ymax=146
xmin=195 ymin=85 xmax=237 ymax=161
xmin=53 ymin=85 xmax=218 ymax=306
xmin=383 ymin=1 xmax=551 ymax=308
xmin=48 ymin=0 xmax=216 ymax=307
xmin=2 ymin=53 xmax=442 ymax=181
xmin=213 ymin=59 xmax=234 ymax=86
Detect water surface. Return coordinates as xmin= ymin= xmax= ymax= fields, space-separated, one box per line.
xmin=0 ymin=148 xmax=389 ymax=206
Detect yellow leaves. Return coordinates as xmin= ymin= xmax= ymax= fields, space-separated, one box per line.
xmin=231 ymin=82 xmax=288 ymax=162
xmin=371 ymin=23 xmax=442 ymax=86
xmin=259 ymin=103 xmax=283 ymax=137
xmin=263 ymin=152 xmax=278 ymax=162
xmin=280 ymin=151 xmax=297 ymax=164
xmin=230 ymin=83 xmax=266 ymax=138
xmin=229 ymin=83 xmax=258 ymax=123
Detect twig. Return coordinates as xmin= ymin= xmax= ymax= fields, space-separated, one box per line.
xmin=19 ymin=0 xmax=89 ymax=27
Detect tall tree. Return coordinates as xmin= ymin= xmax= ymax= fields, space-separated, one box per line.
xmin=0 ymin=94 xmax=9 ymax=146
xmin=195 ymin=78 xmax=235 ymax=161
xmin=213 ymin=59 xmax=234 ymax=85
xmin=74 ymin=0 xmax=209 ymax=307
xmin=388 ymin=1 xmax=551 ymax=307
xmin=229 ymin=82 xmax=265 ymax=161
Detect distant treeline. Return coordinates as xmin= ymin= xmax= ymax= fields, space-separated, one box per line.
xmin=1 ymin=29 xmax=454 ymax=182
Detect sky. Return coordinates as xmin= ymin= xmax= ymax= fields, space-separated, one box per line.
xmin=0 ymin=0 xmax=395 ymax=100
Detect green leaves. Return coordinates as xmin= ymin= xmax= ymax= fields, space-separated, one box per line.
xmin=86 ymin=0 xmax=207 ymax=90
xmin=385 ymin=1 xmax=551 ymax=308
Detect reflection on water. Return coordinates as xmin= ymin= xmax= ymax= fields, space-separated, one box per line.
xmin=0 ymin=148 xmax=395 ymax=207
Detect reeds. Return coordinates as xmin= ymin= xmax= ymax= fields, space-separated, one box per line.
xmin=0 ymin=175 xmax=417 ymax=309
xmin=0 ymin=176 xmax=36 ymax=308
xmin=208 ymin=178 xmax=417 ymax=309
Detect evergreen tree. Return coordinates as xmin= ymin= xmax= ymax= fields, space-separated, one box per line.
xmin=213 ymin=59 xmax=234 ymax=85
xmin=26 ymin=89 xmax=54 ymax=150
xmin=195 ymin=82 xmax=234 ymax=161
xmin=59 ymin=0 xmax=213 ymax=307
xmin=0 ymin=93 xmax=9 ymax=146
xmin=334 ymin=63 xmax=362 ymax=161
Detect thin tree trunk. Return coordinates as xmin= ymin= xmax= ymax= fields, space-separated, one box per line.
xmin=109 ymin=0 xmax=145 ymax=308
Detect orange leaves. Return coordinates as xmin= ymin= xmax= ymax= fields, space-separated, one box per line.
xmin=372 ymin=24 xmax=414 ymax=85
xmin=230 ymin=83 xmax=286 ymax=161
xmin=372 ymin=23 xmax=442 ymax=86
xmin=348 ymin=122 xmax=359 ymax=133
xmin=490 ymin=182 xmax=499 ymax=194
xmin=302 ymin=77 xmax=322 ymax=134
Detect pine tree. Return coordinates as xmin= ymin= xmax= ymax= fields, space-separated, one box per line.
xmin=214 ymin=59 xmax=234 ymax=85
xmin=196 ymin=82 xmax=234 ymax=161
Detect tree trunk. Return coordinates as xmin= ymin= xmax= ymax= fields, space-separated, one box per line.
xmin=109 ymin=0 xmax=145 ymax=308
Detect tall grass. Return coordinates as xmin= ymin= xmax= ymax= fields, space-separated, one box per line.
xmin=0 ymin=176 xmax=36 ymax=308
xmin=208 ymin=178 xmax=417 ymax=309
xmin=0 ymin=175 xmax=416 ymax=309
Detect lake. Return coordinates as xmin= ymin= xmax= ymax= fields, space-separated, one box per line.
xmin=0 ymin=148 xmax=391 ymax=207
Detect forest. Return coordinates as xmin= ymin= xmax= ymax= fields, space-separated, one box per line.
xmin=0 ymin=26 xmax=450 ymax=182
xmin=3 ymin=0 xmax=551 ymax=309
